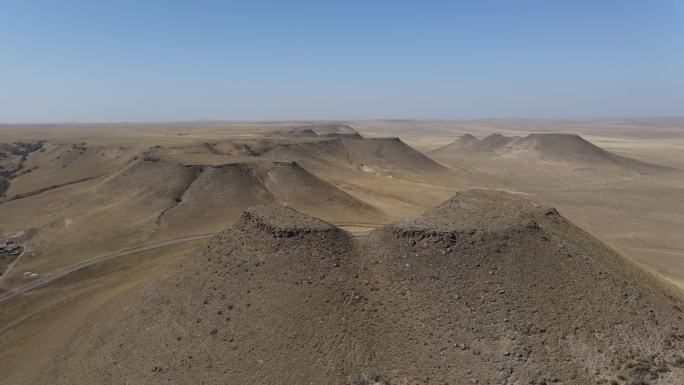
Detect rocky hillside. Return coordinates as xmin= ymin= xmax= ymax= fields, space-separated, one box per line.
xmin=30 ymin=190 xmax=684 ymax=385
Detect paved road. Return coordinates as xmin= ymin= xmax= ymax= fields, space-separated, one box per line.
xmin=0 ymin=233 xmax=216 ymax=306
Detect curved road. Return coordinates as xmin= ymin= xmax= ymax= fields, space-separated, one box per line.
xmin=0 ymin=221 xmax=381 ymax=306
xmin=0 ymin=233 xmax=217 ymax=305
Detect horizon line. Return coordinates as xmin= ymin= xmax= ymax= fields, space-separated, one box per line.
xmin=2 ymin=116 xmax=684 ymax=126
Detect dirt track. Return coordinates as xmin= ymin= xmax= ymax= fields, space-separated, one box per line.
xmin=0 ymin=233 xmax=217 ymax=305
xmin=0 ymin=245 xmax=26 ymax=285
xmin=0 ymin=219 xmax=380 ymax=305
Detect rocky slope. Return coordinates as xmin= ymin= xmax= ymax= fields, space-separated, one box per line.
xmin=33 ymin=190 xmax=684 ymax=385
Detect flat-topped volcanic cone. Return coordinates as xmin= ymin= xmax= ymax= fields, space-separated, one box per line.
xmin=261 ymin=138 xmax=352 ymax=166
xmin=512 ymin=134 xmax=666 ymax=168
xmin=37 ymin=191 xmax=684 ymax=385
xmin=433 ymin=133 xmax=671 ymax=172
xmin=156 ymin=159 xmax=387 ymax=232
xmin=430 ymin=133 xmax=509 ymax=157
xmin=307 ymin=123 xmax=359 ymax=136
xmin=273 ymin=123 xmax=361 ymax=138
xmin=265 ymin=137 xmax=445 ymax=173
xmin=156 ymin=162 xmax=273 ymax=230
xmin=13 ymin=156 xmax=384 ymax=268
xmin=342 ymin=137 xmax=445 ymax=172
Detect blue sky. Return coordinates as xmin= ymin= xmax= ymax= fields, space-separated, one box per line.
xmin=1 ymin=0 xmax=683 ymax=122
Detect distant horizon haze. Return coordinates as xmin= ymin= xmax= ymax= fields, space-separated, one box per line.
xmin=3 ymin=116 xmax=684 ymax=125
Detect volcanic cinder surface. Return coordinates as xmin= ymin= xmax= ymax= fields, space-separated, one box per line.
xmin=40 ymin=190 xmax=684 ymax=385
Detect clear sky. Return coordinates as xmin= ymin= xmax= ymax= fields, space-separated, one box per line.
xmin=1 ymin=0 xmax=683 ymax=122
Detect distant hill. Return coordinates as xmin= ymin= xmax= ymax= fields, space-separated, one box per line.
xmin=276 ymin=123 xmax=362 ymax=138
xmin=92 ymin=157 xmax=388 ymax=232
xmin=432 ymin=133 xmax=672 ymax=172
xmin=156 ymin=159 xmax=388 ymax=232
xmin=265 ymin=137 xmax=445 ymax=173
